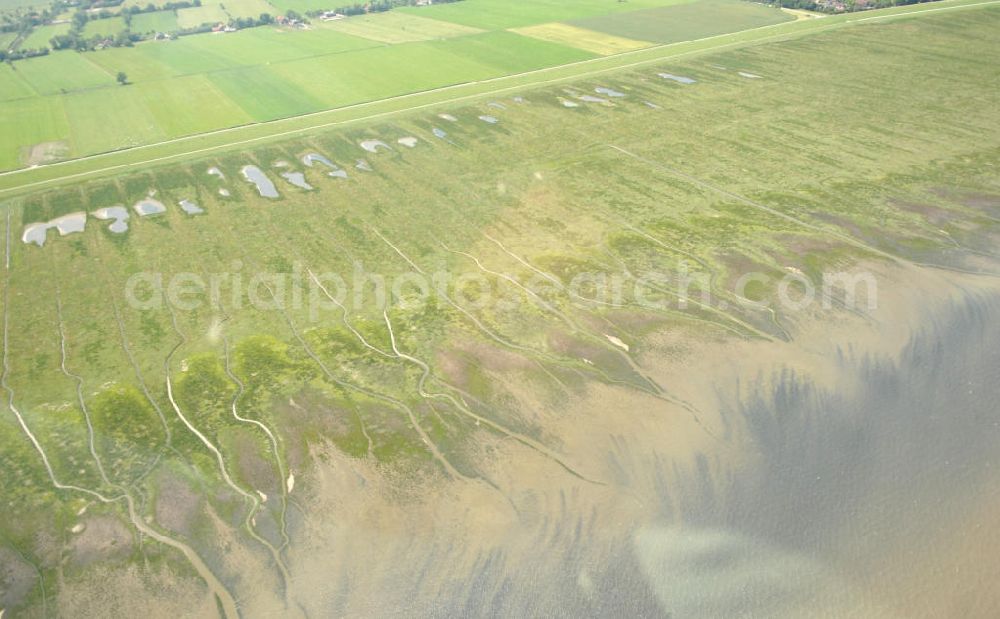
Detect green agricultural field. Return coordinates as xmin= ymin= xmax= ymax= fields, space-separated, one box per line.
xmin=0 ymin=0 xmax=44 ymax=10
xmin=0 ymin=31 xmax=18 ymax=49
xmin=0 ymin=6 xmax=998 ymax=616
xmin=0 ymin=64 xmax=35 ymax=101
xmin=18 ymin=22 xmax=70 ymax=50
xmin=206 ymin=64 xmax=324 ymax=120
xmin=0 ymin=0 xmax=989 ymax=179
xmin=319 ymin=12 xmax=483 ymax=44
xmin=511 ymin=22 xmax=653 ymax=56
xmin=174 ymin=25 xmax=378 ymax=66
xmin=0 ymin=96 xmax=68 ymax=169
xmin=82 ymin=16 xmax=127 ymax=38
xmin=398 ymin=0 xmax=695 ymax=29
xmin=222 ymin=0 xmax=280 ymax=19
xmin=271 ymin=31 xmax=594 ymax=106
xmin=133 ymin=35 xmax=243 ymax=74
xmin=0 ymin=24 xmax=592 ymax=167
xmin=264 ymin=0 xmax=337 ymax=12
xmin=569 ymin=0 xmax=793 ymax=44
xmin=130 ymin=73 xmax=254 ymax=135
xmin=176 ymin=3 xmax=228 ymax=28
xmin=84 ymin=44 xmax=182 ymax=82
xmin=130 ymin=9 xmax=182 ymax=34
xmin=13 ymin=51 xmax=114 ymax=95
xmin=62 ymin=86 xmax=166 ymax=153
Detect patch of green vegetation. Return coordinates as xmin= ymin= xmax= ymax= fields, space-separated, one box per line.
xmin=233 ymin=335 xmax=298 ymax=393
xmin=89 ymin=383 xmax=167 ymax=483
xmin=174 ymin=353 xmax=236 ymax=436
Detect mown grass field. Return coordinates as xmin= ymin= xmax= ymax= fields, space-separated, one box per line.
xmin=398 ymin=0 xmax=695 ymax=29
xmin=319 ymin=11 xmax=483 ymax=44
xmin=0 ymin=6 xmax=998 ymax=615
xmin=511 ymin=22 xmax=653 ymax=55
xmin=569 ymin=0 xmax=793 ymax=44
xmin=0 ymin=64 xmax=36 ymax=101
xmin=15 ymin=52 xmax=114 ymax=95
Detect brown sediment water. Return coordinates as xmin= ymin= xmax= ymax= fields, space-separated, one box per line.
xmin=271 ymin=262 xmax=1000 ymax=617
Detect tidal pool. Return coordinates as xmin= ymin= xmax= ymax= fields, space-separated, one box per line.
xmin=595 ymin=87 xmax=626 ymax=97
xmin=178 ymin=199 xmax=204 ymax=215
xmin=738 ymin=71 xmax=762 ymax=79
xmin=644 ymin=101 xmax=662 ymax=109
xmin=93 ymin=206 xmax=130 ymax=233
xmin=281 ymin=171 xmax=313 ymax=190
xmin=302 ymin=153 xmax=334 ymax=168
xmin=578 ymin=95 xmax=609 ymax=104
xmin=302 ymin=153 xmax=348 ymax=178
xmin=478 ymin=115 xmax=499 ymax=124
xmin=355 ymin=159 xmax=373 ymax=172
xmin=560 ymin=99 xmax=580 ymax=108
xmin=398 ymin=137 xmax=419 ymax=148
xmin=133 ymin=198 xmax=166 ymax=216
xmin=22 ymin=212 xmax=87 ymax=246
xmin=21 ymin=222 xmax=50 ymax=246
xmin=513 ymin=96 xmax=527 ymax=104
xmin=360 ymin=139 xmax=391 ymax=153
xmin=432 ymin=127 xmax=448 ymax=139
xmin=241 ymin=165 xmax=279 ymax=198
xmin=438 ymin=113 xmax=457 ymax=122
xmin=488 ymin=101 xmax=506 ymax=110
xmin=207 ymin=166 xmax=225 ymax=179
xmin=658 ymin=73 xmax=696 ymax=84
